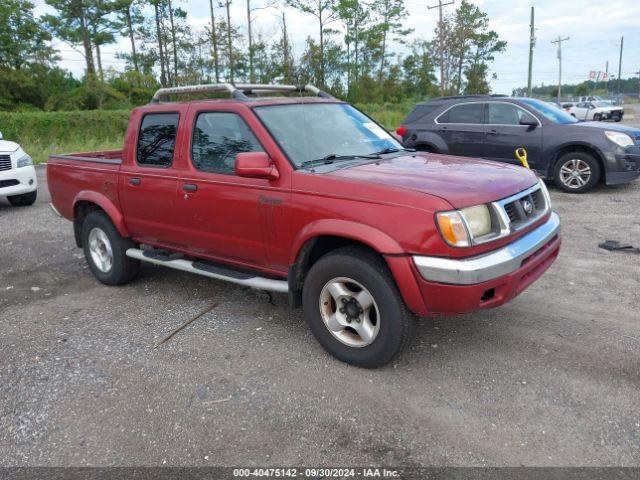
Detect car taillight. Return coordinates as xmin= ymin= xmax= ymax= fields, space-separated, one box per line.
xmin=396 ymin=125 xmax=407 ymax=137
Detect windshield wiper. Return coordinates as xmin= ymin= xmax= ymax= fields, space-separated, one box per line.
xmin=300 ymin=153 xmax=381 ymax=169
xmin=370 ymin=147 xmax=415 ymax=155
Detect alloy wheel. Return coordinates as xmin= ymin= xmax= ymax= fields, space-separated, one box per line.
xmin=319 ymin=277 xmax=380 ymax=347
xmin=559 ymin=158 xmax=592 ymax=189
xmin=88 ymin=227 xmax=114 ymax=273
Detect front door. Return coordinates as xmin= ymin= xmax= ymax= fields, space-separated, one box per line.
xmin=119 ymin=111 xmax=183 ymax=247
xmin=174 ymin=109 xmax=282 ymax=270
xmin=482 ymin=102 xmax=543 ymax=170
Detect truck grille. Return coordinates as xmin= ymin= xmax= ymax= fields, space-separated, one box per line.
xmin=503 ymin=189 xmax=546 ymax=227
xmin=0 ymin=155 xmax=11 ymax=171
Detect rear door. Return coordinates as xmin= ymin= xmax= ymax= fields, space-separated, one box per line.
xmin=435 ymin=102 xmax=485 ymax=157
xmin=482 ymin=102 xmax=543 ymax=169
xmin=119 ymin=111 xmax=183 ymax=247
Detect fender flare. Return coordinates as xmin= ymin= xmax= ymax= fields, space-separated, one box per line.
xmin=547 ymin=142 xmax=607 ymax=178
xmin=290 ymin=219 xmax=404 ymax=265
xmin=73 ymin=190 xmax=130 ymax=238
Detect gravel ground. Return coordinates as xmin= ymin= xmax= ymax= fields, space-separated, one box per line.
xmin=1 ymin=115 xmax=639 ymax=467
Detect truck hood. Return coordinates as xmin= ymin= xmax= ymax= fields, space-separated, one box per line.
xmin=327 ymin=153 xmax=538 ymax=209
xmin=0 ymin=140 xmax=20 ymax=153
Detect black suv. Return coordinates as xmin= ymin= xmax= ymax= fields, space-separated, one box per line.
xmin=397 ymin=96 xmax=640 ymax=193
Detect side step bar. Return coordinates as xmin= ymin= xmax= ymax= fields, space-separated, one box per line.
xmin=125 ymin=248 xmax=289 ymax=293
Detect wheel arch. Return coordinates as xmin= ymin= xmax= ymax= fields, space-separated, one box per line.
xmin=288 ymin=221 xmax=406 ymax=308
xmin=72 ymin=191 xmax=130 ymax=247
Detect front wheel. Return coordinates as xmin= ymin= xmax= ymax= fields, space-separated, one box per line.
xmin=593 ymin=113 xmax=602 ymax=121
xmin=553 ymin=152 xmax=601 ymax=193
xmin=7 ymin=190 xmax=37 ymax=206
xmin=81 ymin=211 xmax=140 ymax=285
xmin=302 ymin=246 xmax=414 ymax=368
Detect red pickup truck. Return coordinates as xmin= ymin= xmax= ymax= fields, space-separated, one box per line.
xmin=47 ymin=84 xmax=561 ymax=368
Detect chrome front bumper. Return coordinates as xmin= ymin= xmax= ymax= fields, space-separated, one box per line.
xmin=413 ymin=212 xmax=560 ymax=285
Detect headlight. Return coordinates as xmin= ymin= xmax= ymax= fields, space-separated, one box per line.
xmin=604 ymin=131 xmax=633 ymax=147
xmin=436 ymin=204 xmax=492 ymax=247
xmin=460 ymin=204 xmax=492 ymax=237
xmin=17 ymin=154 xmax=33 ymax=168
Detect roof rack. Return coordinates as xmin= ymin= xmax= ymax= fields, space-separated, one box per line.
xmin=149 ymin=83 xmax=333 ymax=104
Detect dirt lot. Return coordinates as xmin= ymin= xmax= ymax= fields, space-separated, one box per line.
xmin=1 ymin=124 xmax=639 ymax=467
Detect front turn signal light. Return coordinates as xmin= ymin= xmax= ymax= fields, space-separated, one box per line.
xmin=436 ymin=211 xmax=470 ymax=247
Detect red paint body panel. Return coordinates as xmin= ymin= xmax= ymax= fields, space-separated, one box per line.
xmin=47 ymin=97 xmax=560 ymax=317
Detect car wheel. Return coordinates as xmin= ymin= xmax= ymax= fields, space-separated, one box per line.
xmin=302 ymin=246 xmax=414 ymax=368
xmin=7 ymin=190 xmax=37 ymax=206
xmin=553 ymin=152 xmax=601 ymax=193
xmin=81 ymin=211 xmax=140 ymax=285
xmin=593 ymin=113 xmax=602 ymax=121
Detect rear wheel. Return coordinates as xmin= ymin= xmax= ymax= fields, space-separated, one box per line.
xmin=7 ymin=190 xmax=37 ymax=206
xmin=553 ymin=152 xmax=601 ymax=193
xmin=81 ymin=211 xmax=140 ymax=285
xmin=416 ymin=144 xmax=437 ymax=153
xmin=302 ymin=246 xmax=414 ymax=368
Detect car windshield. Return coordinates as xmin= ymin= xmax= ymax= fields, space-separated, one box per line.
xmin=253 ymin=103 xmax=401 ymax=168
xmin=593 ymin=101 xmax=609 ymax=107
xmin=520 ymin=98 xmax=578 ymax=124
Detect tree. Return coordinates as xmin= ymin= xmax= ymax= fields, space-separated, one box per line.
xmin=372 ymin=0 xmax=411 ymax=83
xmin=336 ymin=0 xmax=370 ymax=97
xmin=0 ymin=0 xmax=56 ymax=70
xmin=435 ymin=0 xmax=506 ymax=94
xmin=115 ymin=0 xmax=144 ymax=73
xmin=208 ymin=0 xmax=220 ymax=82
xmin=286 ymin=0 xmax=338 ymax=87
xmin=402 ymin=40 xmax=438 ymax=99
xmin=43 ymin=0 xmax=99 ymax=75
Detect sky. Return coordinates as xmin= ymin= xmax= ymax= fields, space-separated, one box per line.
xmin=32 ymin=0 xmax=640 ymax=94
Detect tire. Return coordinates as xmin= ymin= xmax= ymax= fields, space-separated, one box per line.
xmin=593 ymin=113 xmax=602 ymax=121
xmin=7 ymin=190 xmax=37 ymax=207
xmin=81 ymin=211 xmax=140 ymax=285
xmin=553 ymin=151 xmax=601 ymax=193
xmin=302 ymin=246 xmax=414 ymax=368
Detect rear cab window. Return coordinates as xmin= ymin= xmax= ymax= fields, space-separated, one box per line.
xmin=437 ymin=103 xmax=484 ymax=124
xmin=137 ymin=113 xmax=179 ymax=167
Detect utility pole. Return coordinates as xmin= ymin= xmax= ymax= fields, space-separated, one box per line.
xmin=635 ymin=70 xmax=640 ymax=102
xmin=617 ymin=35 xmax=624 ymax=101
xmin=428 ymin=0 xmax=454 ymax=97
xmin=527 ymin=6 xmax=535 ymax=97
xmin=551 ymin=36 xmax=569 ymax=103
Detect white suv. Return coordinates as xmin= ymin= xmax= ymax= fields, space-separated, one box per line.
xmin=0 ymin=131 xmax=37 ymax=206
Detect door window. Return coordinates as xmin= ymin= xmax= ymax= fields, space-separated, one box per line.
xmin=438 ymin=103 xmax=484 ymax=124
xmin=136 ymin=113 xmax=179 ymax=167
xmin=487 ymin=103 xmax=537 ymax=125
xmin=191 ymin=112 xmax=263 ymax=175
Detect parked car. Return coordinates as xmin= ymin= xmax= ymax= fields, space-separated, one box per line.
xmin=396 ymin=96 xmax=640 ymax=193
xmin=47 ymin=84 xmax=561 ymax=368
xmin=0 ymin=131 xmax=38 ymax=206
xmin=578 ymin=95 xmax=614 ymax=105
xmin=570 ymin=101 xmax=624 ymax=121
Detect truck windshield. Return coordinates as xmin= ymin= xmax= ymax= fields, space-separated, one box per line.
xmin=520 ymin=98 xmax=578 ymax=125
xmin=253 ymin=103 xmax=401 ymax=168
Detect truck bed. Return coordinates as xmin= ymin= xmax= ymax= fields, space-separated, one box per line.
xmin=47 ymin=150 xmax=123 ymax=220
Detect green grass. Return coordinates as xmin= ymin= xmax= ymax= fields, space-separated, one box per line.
xmin=1 ymin=103 xmax=414 ymax=164
xmin=23 ymin=136 xmax=124 ymax=165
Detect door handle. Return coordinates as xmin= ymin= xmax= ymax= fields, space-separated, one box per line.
xmin=487 ymin=129 xmax=498 ymax=136
xmin=182 ymin=184 xmax=198 ymax=192
xmin=128 ymin=178 xmax=141 ymax=185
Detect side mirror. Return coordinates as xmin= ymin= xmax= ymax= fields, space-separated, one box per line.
xmin=519 ymin=118 xmax=538 ymax=127
xmin=235 ymin=151 xmax=279 ymax=180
